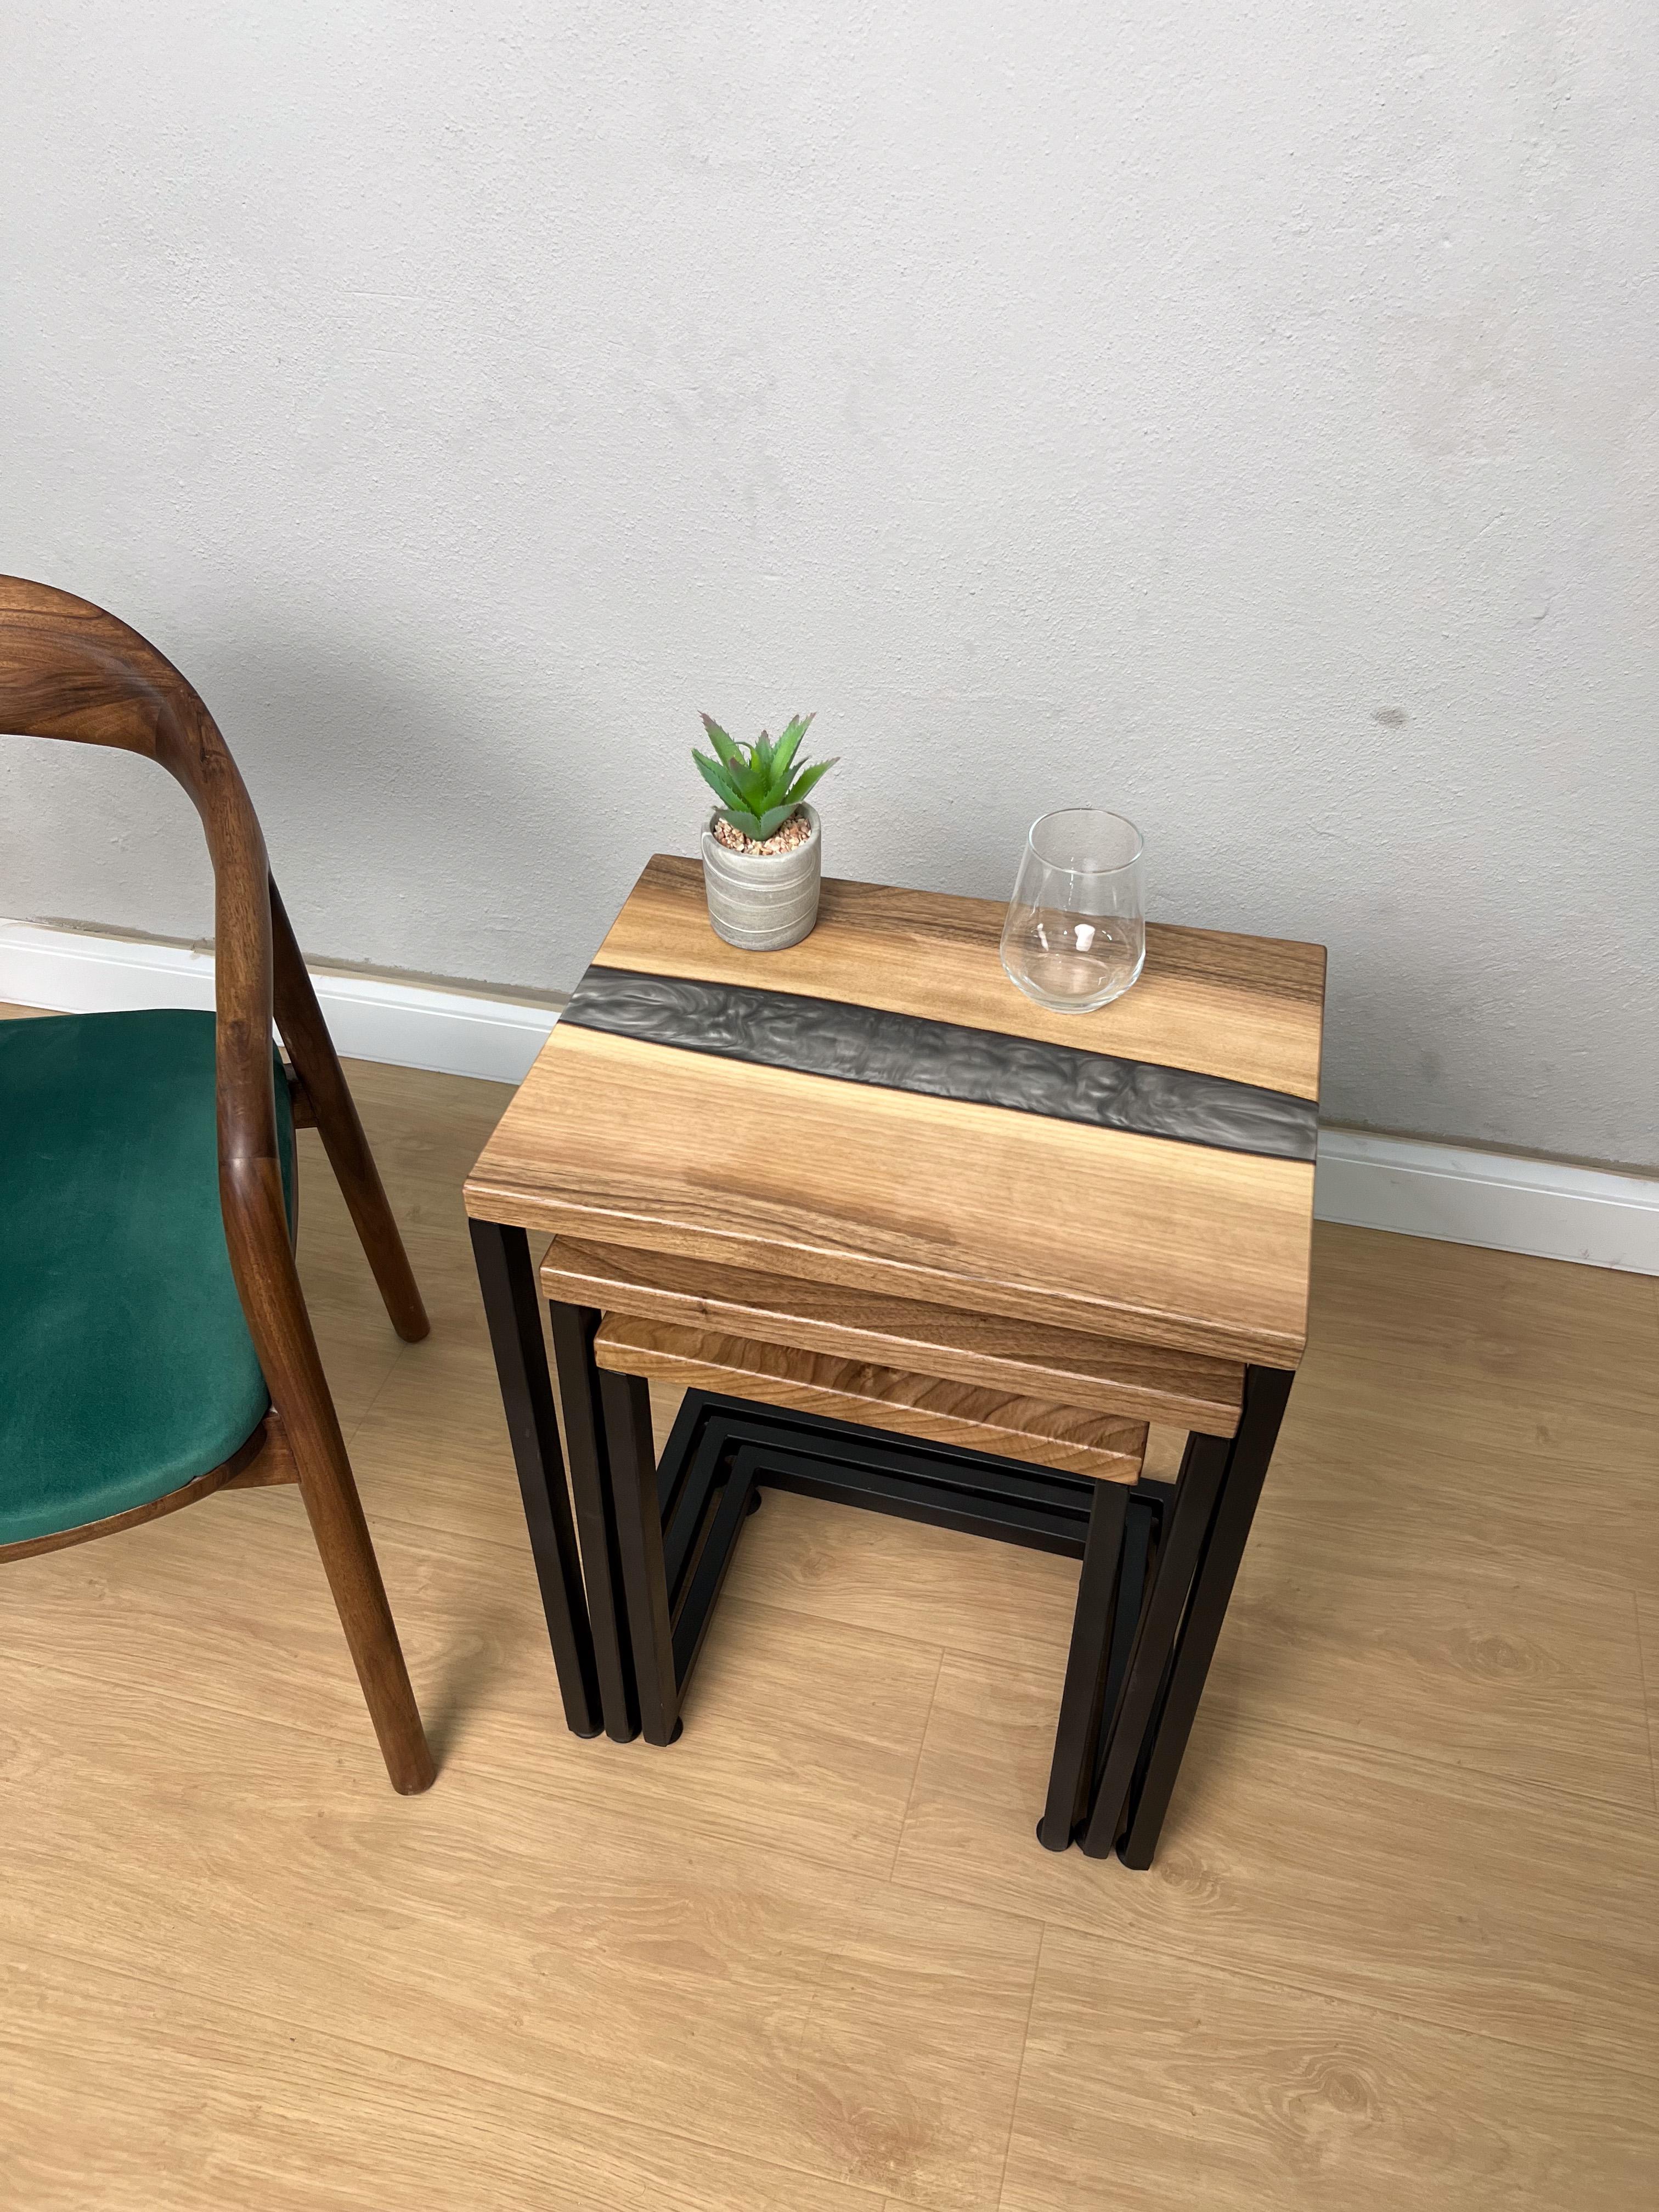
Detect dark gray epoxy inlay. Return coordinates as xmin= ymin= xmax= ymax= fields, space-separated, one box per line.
xmin=562 ymin=967 xmax=1318 ymax=1164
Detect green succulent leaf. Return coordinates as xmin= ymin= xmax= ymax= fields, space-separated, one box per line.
xmin=768 ymin=712 xmax=813 ymax=791
xmin=733 ymin=753 xmax=770 ymax=810
xmin=782 ymin=755 xmax=837 ymax=808
xmin=699 ymin=715 xmax=742 ymax=770
xmin=693 ymin=748 xmax=747 ymax=814
xmin=697 ymin=712 xmax=832 ymax=839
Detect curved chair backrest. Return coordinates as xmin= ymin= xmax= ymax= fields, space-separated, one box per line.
xmin=0 ymin=575 xmax=280 ymax=1184
xmin=1 ymin=576 xmax=433 ymax=1791
xmin=0 ymin=574 xmax=426 ymax=1344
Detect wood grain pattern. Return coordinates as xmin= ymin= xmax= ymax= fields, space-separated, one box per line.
xmin=598 ymin=855 xmax=1327 ymax=1100
xmin=1228 ymin=1504 xmax=1657 ymax=1814
xmin=544 ymin=1234 xmax=1243 ymax=1433
xmin=469 ymin=857 xmax=1324 ymax=1366
xmin=471 ymin=1025 xmax=1316 ymax=1364
xmin=1001 ymin=1923 xmax=1659 ymax=2212
xmin=1 ymin=1940 xmax=888 ymax=2212
xmin=893 ymin=1647 xmax=1659 ymax=2080
xmin=469 ymin=854 xmax=1327 ymax=1353
xmin=1 ymin=1666 xmax=1042 ymax=2212
xmin=0 ymin=1483 xmax=955 ymax=1884
xmin=593 ymin=1312 xmax=1148 ymax=1481
xmin=8 ymin=1052 xmax=1659 ymax=2212
xmin=562 ymin=967 xmax=1318 ymax=1161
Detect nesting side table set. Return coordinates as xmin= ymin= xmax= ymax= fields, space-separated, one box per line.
xmin=465 ymin=857 xmax=1325 ymax=1865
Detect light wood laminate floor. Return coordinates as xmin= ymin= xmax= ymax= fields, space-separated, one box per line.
xmin=4 ymin=1025 xmax=1657 ymax=2210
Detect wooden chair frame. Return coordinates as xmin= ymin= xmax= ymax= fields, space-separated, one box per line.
xmin=0 ymin=576 xmax=435 ymax=1793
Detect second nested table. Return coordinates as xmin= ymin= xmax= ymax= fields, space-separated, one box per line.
xmin=465 ymin=856 xmax=1325 ymax=1865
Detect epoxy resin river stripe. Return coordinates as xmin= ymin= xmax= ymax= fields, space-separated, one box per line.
xmin=562 ymin=967 xmax=1318 ymax=1165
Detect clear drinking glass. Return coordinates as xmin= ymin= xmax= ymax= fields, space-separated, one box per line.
xmin=1000 ymin=808 xmax=1146 ymax=1012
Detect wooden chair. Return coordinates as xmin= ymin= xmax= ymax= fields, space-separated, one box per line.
xmin=0 ymin=577 xmax=435 ymax=1793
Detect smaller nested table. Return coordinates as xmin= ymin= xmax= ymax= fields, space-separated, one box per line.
xmin=465 ymin=857 xmax=1324 ymax=1864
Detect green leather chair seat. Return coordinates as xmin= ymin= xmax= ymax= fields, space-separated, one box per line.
xmin=0 ymin=1009 xmax=295 ymax=1547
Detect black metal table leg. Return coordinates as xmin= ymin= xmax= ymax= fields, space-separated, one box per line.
xmin=580 ymin=1377 xmax=1243 ymax=1866
xmin=549 ymin=1301 xmax=640 ymax=1742
xmin=600 ymin=1367 xmax=681 ymax=1746
xmin=1113 ymin=1364 xmax=1295 ymax=1869
xmin=1102 ymin=1494 xmax=1158 ymax=1746
xmin=467 ymin=1219 xmax=601 ymax=1737
xmin=1076 ymin=1430 xmax=1229 ymax=1858
xmin=1038 ymin=1478 xmax=1130 ymax=1849
xmin=671 ymin=1445 xmax=761 ymax=1692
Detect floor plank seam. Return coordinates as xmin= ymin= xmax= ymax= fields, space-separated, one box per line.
xmin=10 ymin=1644 xmax=409 ymax=1762
xmin=905 ymin=1638 xmax=1659 ymax=1829
xmin=723 ymin=1587 xmax=1063 ymax=1671
xmin=324 ymin=1474 xmax=1659 ymax=1827
xmin=30 ymin=1553 xmax=1656 ymax=1993
xmin=338 ymin=1339 xmax=414 ymax=1450
xmin=354 ymin=1503 xmax=534 ymax=1566
xmin=991 ymin=1923 xmax=1047 ymax=2212
xmin=1632 ymin=1591 xmax=1659 ymax=1816
xmin=887 ymin=1650 xmax=946 ymax=1881
xmin=10 ymin=1643 xmax=947 ymax=1893
xmin=1195 ymin=1705 xmax=1659 ymax=1826
xmin=1173 ymin=1702 xmax=1659 ymax=1824
xmin=884 ymin=1866 xmax=1659 ymax=2079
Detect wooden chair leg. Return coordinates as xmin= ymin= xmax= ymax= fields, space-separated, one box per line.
xmin=269 ymin=876 xmax=430 ymax=1344
xmin=224 ymin=1156 xmax=435 ymax=1794
xmin=293 ymin=1413 xmax=436 ymax=1795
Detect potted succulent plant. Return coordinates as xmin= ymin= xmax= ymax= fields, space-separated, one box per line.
xmin=693 ymin=713 xmax=837 ymax=950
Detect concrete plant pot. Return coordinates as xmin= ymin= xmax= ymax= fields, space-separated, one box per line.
xmin=700 ymin=804 xmax=822 ymax=951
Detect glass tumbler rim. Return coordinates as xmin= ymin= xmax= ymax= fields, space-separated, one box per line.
xmin=1024 ymin=805 xmax=1144 ymax=876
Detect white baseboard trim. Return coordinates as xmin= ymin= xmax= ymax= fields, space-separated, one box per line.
xmin=1313 ymin=1127 xmax=1659 ymax=1277
xmin=4 ymin=919 xmax=1655 ymax=1275
xmin=0 ymin=919 xmax=561 ymax=1086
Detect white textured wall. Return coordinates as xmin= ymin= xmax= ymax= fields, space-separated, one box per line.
xmin=3 ymin=3 xmax=1656 ymax=1164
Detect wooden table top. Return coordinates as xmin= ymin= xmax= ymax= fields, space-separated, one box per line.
xmin=465 ymin=856 xmax=1327 ymax=1367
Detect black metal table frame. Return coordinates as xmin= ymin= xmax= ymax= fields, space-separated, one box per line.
xmin=469 ymin=1216 xmax=1294 ymax=1864
xmin=601 ymin=1375 xmax=1175 ymax=1849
